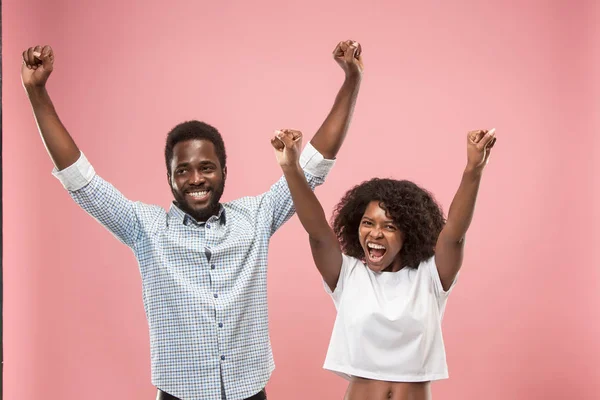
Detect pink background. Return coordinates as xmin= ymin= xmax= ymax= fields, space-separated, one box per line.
xmin=3 ymin=0 xmax=599 ymax=399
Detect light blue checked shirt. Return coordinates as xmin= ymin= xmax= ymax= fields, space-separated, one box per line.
xmin=52 ymin=143 xmax=335 ymax=400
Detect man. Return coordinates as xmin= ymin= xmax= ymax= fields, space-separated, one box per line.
xmin=21 ymin=40 xmax=363 ymax=400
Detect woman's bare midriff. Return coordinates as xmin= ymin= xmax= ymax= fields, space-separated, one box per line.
xmin=344 ymin=377 xmax=431 ymax=400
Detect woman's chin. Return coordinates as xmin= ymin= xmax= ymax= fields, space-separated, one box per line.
xmin=364 ymin=258 xmax=389 ymax=272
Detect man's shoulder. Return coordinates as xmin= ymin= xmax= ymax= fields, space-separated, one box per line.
xmin=222 ymin=192 xmax=269 ymax=210
xmin=220 ymin=193 xmax=273 ymax=224
xmin=133 ymin=201 xmax=168 ymax=215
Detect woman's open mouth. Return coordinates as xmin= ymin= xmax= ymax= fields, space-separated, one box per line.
xmin=366 ymin=242 xmax=387 ymax=263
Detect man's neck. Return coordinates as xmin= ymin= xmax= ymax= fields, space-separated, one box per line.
xmin=175 ymin=202 xmax=222 ymax=223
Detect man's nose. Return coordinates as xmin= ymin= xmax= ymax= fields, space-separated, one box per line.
xmin=189 ymin=170 xmax=205 ymax=185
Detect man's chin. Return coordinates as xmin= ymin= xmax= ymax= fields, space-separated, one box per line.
xmin=188 ymin=208 xmax=210 ymax=221
xmin=188 ymin=202 xmax=221 ymax=221
xmin=173 ymin=187 xmax=223 ymax=222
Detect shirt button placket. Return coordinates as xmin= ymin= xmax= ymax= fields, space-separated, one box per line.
xmin=207 ymin=217 xmax=225 ymax=365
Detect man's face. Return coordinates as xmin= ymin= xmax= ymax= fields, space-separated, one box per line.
xmin=168 ymin=139 xmax=226 ymax=222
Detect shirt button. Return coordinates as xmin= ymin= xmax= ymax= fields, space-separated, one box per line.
xmin=211 ymin=264 xmax=215 ymax=270
xmin=206 ymin=224 xmax=211 ymax=229
xmin=221 ymin=355 xmax=225 ymax=361
xmin=218 ymin=323 xmax=223 ymax=328
xmin=214 ymin=293 xmax=218 ymax=298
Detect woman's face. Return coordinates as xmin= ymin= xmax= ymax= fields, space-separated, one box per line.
xmin=358 ymin=201 xmax=404 ymax=272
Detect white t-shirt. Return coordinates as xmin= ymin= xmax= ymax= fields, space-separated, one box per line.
xmin=323 ymin=254 xmax=457 ymax=382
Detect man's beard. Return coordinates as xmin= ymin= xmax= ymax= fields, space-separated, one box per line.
xmin=173 ymin=180 xmax=225 ymax=223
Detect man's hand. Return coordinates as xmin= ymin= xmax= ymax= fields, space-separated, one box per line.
xmin=271 ymin=129 xmax=303 ymax=170
xmin=21 ymin=45 xmax=54 ymax=90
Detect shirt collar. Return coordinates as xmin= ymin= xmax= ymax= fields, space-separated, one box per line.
xmin=168 ymin=202 xmax=226 ymax=226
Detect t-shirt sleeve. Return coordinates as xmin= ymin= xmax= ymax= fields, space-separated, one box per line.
xmin=426 ymin=255 xmax=459 ymax=298
xmin=323 ymin=253 xmax=358 ymax=306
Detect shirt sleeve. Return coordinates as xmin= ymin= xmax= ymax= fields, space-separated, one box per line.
xmin=265 ymin=142 xmax=336 ymax=235
xmin=52 ymin=152 xmax=151 ymax=248
xmin=52 ymin=152 xmax=96 ymax=191
xmin=323 ymin=253 xmax=356 ymax=307
xmin=426 ymin=256 xmax=459 ymax=298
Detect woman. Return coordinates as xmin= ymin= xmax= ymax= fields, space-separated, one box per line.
xmin=271 ymin=127 xmax=496 ymax=400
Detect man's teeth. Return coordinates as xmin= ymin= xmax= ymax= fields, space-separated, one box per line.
xmin=367 ymin=243 xmax=386 ymax=249
xmin=188 ymin=191 xmax=209 ymax=198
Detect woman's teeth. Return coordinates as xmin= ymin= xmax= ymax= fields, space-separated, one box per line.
xmin=367 ymin=242 xmax=386 ymax=261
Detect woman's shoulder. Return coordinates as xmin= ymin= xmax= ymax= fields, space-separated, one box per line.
xmin=341 ymin=253 xmax=364 ymax=267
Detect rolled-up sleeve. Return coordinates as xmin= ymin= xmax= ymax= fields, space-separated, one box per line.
xmin=52 ymin=152 xmax=96 ymax=192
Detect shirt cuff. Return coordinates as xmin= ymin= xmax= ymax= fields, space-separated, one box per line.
xmin=52 ymin=152 xmax=96 ymax=191
xmin=299 ymin=142 xmax=336 ymax=179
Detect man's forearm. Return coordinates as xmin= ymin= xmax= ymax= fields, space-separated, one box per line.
xmin=26 ymin=86 xmax=80 ymax=170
